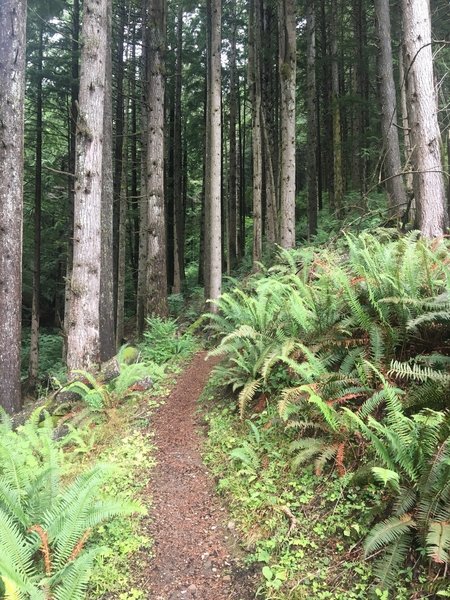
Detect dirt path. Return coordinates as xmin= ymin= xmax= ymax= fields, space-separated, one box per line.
xmin=143 ymin=351 xmax=257 ymax=600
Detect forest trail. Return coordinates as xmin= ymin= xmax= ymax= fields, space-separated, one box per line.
xmin=141 ymin=351 xmax=256 ymax=600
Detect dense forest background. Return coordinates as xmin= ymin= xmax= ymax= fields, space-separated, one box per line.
xmin=0 ymin=0 xmax=449 ymax=412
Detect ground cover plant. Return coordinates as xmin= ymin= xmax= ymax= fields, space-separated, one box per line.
xmin=205 ymin=231 xmax=450 ymax=597
xmin=1 ymin=318 xmax=199 ymax=600
xmin=0 ymin=409 xmax=143 ymax=599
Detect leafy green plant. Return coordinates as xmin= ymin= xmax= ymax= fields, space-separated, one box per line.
xmin=206 ymin=232 xmax=450 ymax=595
xmin=209 ymin=233 xmax=450 ymax=419
xmin=345 ymin=397 xmax=450 ymax=589
xmin=21 ymin=330 xmax=64 ymax=383
xmin=65 ymin=371 xmax=110 ymax=411
xmin=65 ymin=360 xmax=154 ymax=411
xmin=0 ymin=409 xmax=142 ymax=599
xmin=140 ymin=316 xmax=197 ymax=364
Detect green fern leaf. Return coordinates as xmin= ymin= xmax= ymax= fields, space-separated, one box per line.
xmin=364 ymin=514 xmax=415 ymax=556
xmin=372 ymin=532 xmax=412 ymax=589
xmin=371 ymin=467 xmax=400 ymax=490
xmin=51 ymin=547 xmax=105 ymax=600
xmin=238 ymin=379 xmax=262 ymax=418
xmin=427 ymin=521 xmax=450 ymax=564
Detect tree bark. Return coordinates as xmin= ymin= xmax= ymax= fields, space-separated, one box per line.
xmin=67 ymin=0 xmax=109 ymax=371
xmin=375 ymin=0 xmax=408 ymax=218
xmin=0 ymin=0 xmax=27 ymax=412
xmin=29 ymin=22 xmax=44 ymax=391
xmin=399 ymin=43 xmax=414 ymax=205
xmin=279 ymin=0 xmax=296 ymax=248
xmin=319 ymin=0 xmax=333 ymax=203
xmin=137 ymin=4 xmax=149 ymax=335
xmin=351 ymin=0 xmax=369 ymax=194
xmin=116 ymin=94 xmax=129 ymax=348
xmin=228 ymin=0 xmax=238 ymax=271
xmin=99 ymin=0 xmax=116 ymax=361
xmin=261 ymin=0 xmax=278 ymax=246
xmin=113 ymin=1 xmax=126 ymax=325
xmin=172 ymin=3 xmax=185 ymax=293
xmin=206 ymin=0 xmax=222 ymax=308
xmin=249 ymin=0 xmax=263 ymax=265
xmin=145 ymin=0 xmax=168 ymax=316
xmin=402 ymin=0 xmax=446 ymax=237
xmin=63 ymin=0 xmax=80 ymax=361
xmin=330 ymin=0 xmax=343 ymax=217
xmin=306 ymin=0 xmax=318 ymax=238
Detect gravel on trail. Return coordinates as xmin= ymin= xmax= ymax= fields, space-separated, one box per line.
xmin=142 ymin=351 xmax=257 ymax=600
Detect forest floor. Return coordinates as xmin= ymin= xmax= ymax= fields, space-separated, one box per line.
xmin=135 ymin=351 xmax=258 ymax=600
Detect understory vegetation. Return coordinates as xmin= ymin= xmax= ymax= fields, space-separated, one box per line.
xmin=203 ymin=231 xmax=450 ymax=598
xmin=0 ymin=318 xmax=198 ymax=599
xmin=5 ymin=229 xmax=450 ymax=598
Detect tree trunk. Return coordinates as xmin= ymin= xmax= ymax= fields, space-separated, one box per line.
xmin=137 ymin=4 xmax=149 ymax=336
xmin=261 ymin=108 xmax=278 ymax=246
xmin=402 ymin=0 xmax=446 ymax=237
xmin=67 ymin=0 xmax=109 ymax=371
xmin=398 ymin=44 xmax=414 ymax=209
xmin=145 ymin=0 xmax=168 ymax=316
xmin=99 ymin=0 xmax=115 ymax=361
xmin=249 ymin=0 xmax=263 ymax=265
xmin=198 ymin=77 xmax=207 ymax=286
xmin=351 ymin=0 xmax=369 ymax=194
xmin=330 ymin=0 xmax=343 ymax=217
xmin=204 ymin=20 xmax=211 ymax=299
xmin=278 ymin=0 xmax=296 ymax=248
xmin=113 ymin=1 xmax=126 ymax=325
xmin=0 ymin=0 xmax=27 ymax=412
xmin=206 ymin=0 xmax=222 ymax=308
xmin=261 ymin=0 xmax=278 ymax=246
xmin=375 ymin=0 xmax=408 ymax=218
xmin=237 ymin=78 xmax=246 ymax=260
xmin=63 ymin=0 xmax=80 ymax=362
xmin=319 ymin=0 xmax=333 ymax=203
xmin=228 ymin=0 xmax=238 ymax=272
xmin=116 ymin=93 xmax=129 ymax=348
xmin=306 ymin=0 xmax=318 ymax=238
xmin=28 ymin=22 xmax=44 ymax=391
xmin=130 ymin=32 xmax=140 ymax=289
xmin=172 ymin=3 xmax=185 ymax=293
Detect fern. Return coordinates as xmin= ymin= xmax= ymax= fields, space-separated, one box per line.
xmin=51 ymin=547 xmax=105 ymax=600
xmin=364 ymin=514 xmax=415 ymax=556
xmin=0 ymin=414 xmax=142 ymax=598
xmin=238 ymin=379 xmax=262 ymax=418
xmin=426 ymin=521 xmax=450 ymax=564
xmin=230 ymin=445 xmax=260 ymax=471
xmin=389 ymin=360 xmax=450 ymax=384
xmin=372 ymin=532 xmax=413 ymax=590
